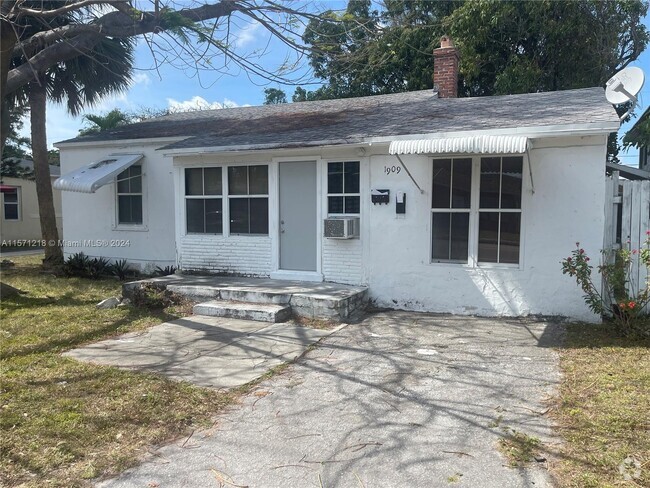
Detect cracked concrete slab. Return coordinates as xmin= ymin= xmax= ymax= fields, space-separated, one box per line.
xmin=96 ymin=311 xmax=562 ymax=488
xmin=64 ymin=315 xmax=334 ymax=389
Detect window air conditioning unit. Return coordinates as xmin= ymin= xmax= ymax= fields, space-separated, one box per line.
xmin=324 ymin=217 xmax=360 ymax=239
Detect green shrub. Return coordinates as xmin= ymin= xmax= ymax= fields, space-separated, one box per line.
xmin=561 ymin=234 xmax=650 ymax=337
xmin=63 ymin=253 xmax=114 ymax=280
xmin=111 ymin=259 xmax=131 ymax=281
xmin=130 ymin=282 xmax=182 ymax=310
xmin=85 ymin=257 xmax=111 ymax=280
xmin=63 ymin=252 xmax=90 ymax=277
xmin=154 ymin=265 xmax=177 ymax=277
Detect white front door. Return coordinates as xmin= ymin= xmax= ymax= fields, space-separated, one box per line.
xmin=279 ymin=161 xmax=317 ymax=272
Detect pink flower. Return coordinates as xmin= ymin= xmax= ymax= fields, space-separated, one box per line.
xmin=633 ymin=249 xmax=638 ymax=255
xmin=585 ymin=257 xmax=590 ymax=262
xmin=646 ymin=230 xmax=650 ymax=235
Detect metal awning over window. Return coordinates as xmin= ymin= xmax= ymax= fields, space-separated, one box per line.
xmin=389 ymin=135 xmax=529 ymax=155
xmin=0 ymin=185 xmax=17 ymax=192
xmin=54 ymin=154 xmax=143 ymax=193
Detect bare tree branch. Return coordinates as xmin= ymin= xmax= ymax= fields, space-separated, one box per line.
xmin=11 ymin=0 xmax=122 ymax=19
xmin=4 ymin=0 xmax=250 ymax=94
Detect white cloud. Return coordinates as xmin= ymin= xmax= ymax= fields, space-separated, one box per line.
xmin=166 ymin=96 xmax=242 ymax=112
xmin=131 ymin=72 xmax=151 ymax=87
xmin=234 ymin=21 xmax=261 ymax=49
xmin=93 ymin=91 xmax=131 ymax=112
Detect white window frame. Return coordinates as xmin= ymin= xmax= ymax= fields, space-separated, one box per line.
xmin=430 ymin=157 xmax=472 ymax=264
xmin=429 ymin=154 xmax=525 ymax=269
xmin=113 ymin=164 xmax=147 ymax=231
xmin=184 ymin=167 xmax=224 ymax=235
xmin=2 ymin=187 xmax=21 ymax=221
xmin=226 ymin=164 xmax=269 ymax=236
xmin=181 ymin=163 xmax=270 ymax=237
xmin=326 ymin=160 xmax=361 ymax=217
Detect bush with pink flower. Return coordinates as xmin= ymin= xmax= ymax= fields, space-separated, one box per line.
xmin=561 ymin=234 xmax=650 ymax=336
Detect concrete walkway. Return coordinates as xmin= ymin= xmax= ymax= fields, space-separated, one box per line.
xmin=65 ymin=316 xmax=334 ymax=389
xmin=97 ymin=312 xmax=561 ymax=488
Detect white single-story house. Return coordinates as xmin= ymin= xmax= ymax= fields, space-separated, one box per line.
xmin=1 ymin=161 xmax=63 ymax=243
xmin=54 ymin=42 xmax=620 ymax=322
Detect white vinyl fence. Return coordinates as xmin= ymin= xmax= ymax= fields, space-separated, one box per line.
xmin=604 ymin=172 xmax=650 ymax=313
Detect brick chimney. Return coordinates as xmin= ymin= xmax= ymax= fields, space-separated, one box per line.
xmin=433 ymin=35 xmax=459 ymax=98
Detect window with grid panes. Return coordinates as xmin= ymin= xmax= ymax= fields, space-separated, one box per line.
xmin=431 ymin=156 xmax=523 ymax=265
xmin=327 ymin=161 xmax=360 ymax=214
xmin=116 ymin=165 xmax=142 ymax=225
xmin=227 ymin=165 xmax=268 ymax=235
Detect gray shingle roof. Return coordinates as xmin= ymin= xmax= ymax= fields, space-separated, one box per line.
xmin=57 ymin=87 xmax=618 ymax=151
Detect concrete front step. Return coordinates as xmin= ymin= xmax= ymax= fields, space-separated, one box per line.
xmin=193 ymin=300 xmax=292 ymax=323
xmin=124 ymin=276 xmax=368 ymax=322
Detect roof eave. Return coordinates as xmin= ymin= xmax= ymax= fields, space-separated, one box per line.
xmin=159 ymin=121 xmax=619 ymax=157
xmin=55 ymin=136 xmax=187 ymax=149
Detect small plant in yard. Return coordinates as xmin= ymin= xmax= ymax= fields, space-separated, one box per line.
xmin=130 ymin=282 xmax=183 ymax=310
xmin=62 ymin=252 xmax=90 ymax=277
xmin=154 ymin=265 xmax=177 ymax=277
xmin=561 ymin=234 xmax=650 ymax=336
xmin=447 ymin=472 xmax=463 ymax=483
xmin=63 ymin=253 xmax=113 ymax=280
xmin=110 ymin=258 xmax=132 ymax=281
xmin=498 ymin=428 xmax=542 ymax=467
xmin=86 ymin=257 xmax=111 ymax=279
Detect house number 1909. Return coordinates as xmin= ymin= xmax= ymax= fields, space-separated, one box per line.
xmin=384 ymin=165 xmax=402 ymax=175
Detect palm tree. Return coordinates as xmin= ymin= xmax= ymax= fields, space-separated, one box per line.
xmin=9 ymin=3 xmax=134 ymax=265
xmin=79 ymin=109 xmax=131 ymax=136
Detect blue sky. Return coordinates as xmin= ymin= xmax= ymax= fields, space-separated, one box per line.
xmin=36 ymin=6 xmax=649 ymax=168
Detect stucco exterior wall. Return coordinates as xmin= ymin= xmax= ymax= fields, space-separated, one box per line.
xmin=364 ymin=136 xmax=607 ymax=322
xmin=58 ymin=133 xmax=607 ymax=321
xmin=58 ymin=143 xmax=176 ymax=272
xmin=0 ymin=176 xmax=62 ymax=242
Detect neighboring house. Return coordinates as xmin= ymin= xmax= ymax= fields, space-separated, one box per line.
xmin=55 ymin=39 xmax=621 ymax=321
xmin=0 ymin=160 xmax=63 ymax=243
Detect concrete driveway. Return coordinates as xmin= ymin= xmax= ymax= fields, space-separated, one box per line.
xmin=98 ymin=312 xmax=561 ymax=488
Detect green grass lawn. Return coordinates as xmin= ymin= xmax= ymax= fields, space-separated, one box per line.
xmin=553 ymin=323 xmax=650 ymax=487
xmin=1 ymin=255 xmax=233 ymax=487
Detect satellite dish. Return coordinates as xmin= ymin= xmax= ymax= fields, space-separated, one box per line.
xmin=605 ymin=66 xmax=645 ymax=120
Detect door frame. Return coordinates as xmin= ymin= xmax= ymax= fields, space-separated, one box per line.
xmin=270 ymin=156 xmax=323 ymax=282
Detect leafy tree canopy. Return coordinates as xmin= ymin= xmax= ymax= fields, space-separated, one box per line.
xmin=263 ymin=88 xmax=288 ymax=104
xmin=2 ymin=103 xmax=30 ymax=161
xmin=304 ymin=0 xmax=648 ymax=99
xmin=302 ymin=0 xmax=648 ymax=162
xmin=623 ymin=108 xmax=650 ymax=149
xmin=79 ymin=108 xmax=132 ymax=135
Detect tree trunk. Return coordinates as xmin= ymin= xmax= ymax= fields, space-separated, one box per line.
xmin=29 ymin=79 xmax=63 ymax=266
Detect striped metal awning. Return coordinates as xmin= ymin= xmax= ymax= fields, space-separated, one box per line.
xmin=389 ymin=135 xmax=529 ymax=155
xmin=54 ymin=154 xmax=143 ymax=193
